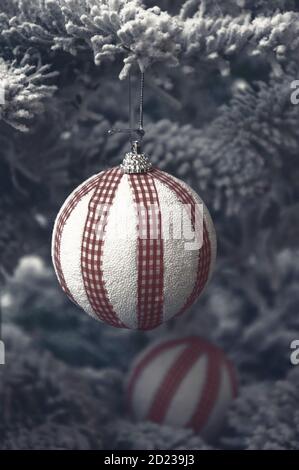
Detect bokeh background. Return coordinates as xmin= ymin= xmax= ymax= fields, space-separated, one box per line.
xmin=1 ymin=0 xmax=299 ymax=450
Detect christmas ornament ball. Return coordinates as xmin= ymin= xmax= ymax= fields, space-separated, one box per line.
xmin=52 ymin=165 xmax=216 ymax=330
xmin=126 ymin=337 xmax=237 ymax=441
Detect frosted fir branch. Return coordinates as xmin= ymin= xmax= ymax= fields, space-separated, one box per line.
xmin=139 ymin=67 xmax=299 ymax=215
xmin=1 ymin=323 xmax=124 ymax=449
xmin=0 ymin=0 xmax=72 ymax=51
xmin=227 ymin=368 xmax=299 ymax=449
xmin=2 ymin=256 xmax=145 ymax=369
xmin=109 ymin=420 xmax=213 ymax=450
xmin=1 ymin=1 xmax=299 ymax=79
xmin=50 ymin=4 xmax=299 ymax=76
xmin=181 ymin=11 xmax=299 ymax=72
xmin=0 ymin=0 xmax=181 ymax=75
xmin=0 ymin=55 xmax=57 ymax=131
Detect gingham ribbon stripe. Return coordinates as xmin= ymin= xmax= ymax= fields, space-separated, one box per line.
xmin=147 ymin=342 xmax=202 ymax=423
xmin=53 ymin=174 xmax=102 ymax=302
xmin=152 ymin=169 xmax=211 ymax=316
xmin=81 ymin=167 xmax=125 ymax=327
xmin=129 ymin=173 xmax=164 ymax=330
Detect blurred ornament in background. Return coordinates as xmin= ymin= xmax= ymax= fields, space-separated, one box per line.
xmin=51 ymin=159 xmax=216 ymax=330
xmin=126 ymin=336 xmax=237 ymax=442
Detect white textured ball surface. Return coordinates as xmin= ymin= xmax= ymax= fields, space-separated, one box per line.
xmin=52 ymin=167 xmax=216 ymax=330
xmin=126 ymin=337 xmax=237 ymax=441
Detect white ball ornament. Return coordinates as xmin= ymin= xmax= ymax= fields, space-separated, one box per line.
xmin=52 ymin=149 xmax=216 ymax=330
xmin=126 ymin=337 xmax=238 ymax=441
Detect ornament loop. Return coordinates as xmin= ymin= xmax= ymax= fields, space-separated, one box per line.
xmin=108 ymin=70 xmax=146 ymax=154
xmin=120 ymin=140 xmax=152 ymax=174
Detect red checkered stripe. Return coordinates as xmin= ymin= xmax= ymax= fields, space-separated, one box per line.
xmin=147 ymin=342 xmax=202 ymax=423
xmin=187 ymin=342 xmax=221 ymax=432
xmin=152 ymin=169 xmax=211 ymax=316
xmin=128 ymin=173 xmax=164 ymax=330
xmin=127 ymin=338 xmax=190 ymax=412
xmin=81 ymin=167 xmax=125 ymax=328
xmin=53 ymin=174 xmax=102 ymax=302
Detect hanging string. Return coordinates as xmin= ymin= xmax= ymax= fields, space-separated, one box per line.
xmin=108 ymin=69 xmax=145 ymax=152
xmin=138 ymin=71 xmax=145 ymax=135
xmin=129 ymin=70 xmax=133 ymax=149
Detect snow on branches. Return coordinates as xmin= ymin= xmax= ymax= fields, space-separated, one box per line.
xmin=0 ymin=55 xmax=57 ymax=131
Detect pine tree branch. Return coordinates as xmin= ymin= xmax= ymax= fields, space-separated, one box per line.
xmin=0 ymin=55 xmax=57 ymax=131
xmin=0 ymin=1 xmax=298 ymax=79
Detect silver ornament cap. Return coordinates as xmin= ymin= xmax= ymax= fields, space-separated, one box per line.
xmin=121 ymin=141 xmax=152 ymax=174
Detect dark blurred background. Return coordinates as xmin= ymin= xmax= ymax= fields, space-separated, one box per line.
xmin=1 ymin=0 xmax=299 ymax=450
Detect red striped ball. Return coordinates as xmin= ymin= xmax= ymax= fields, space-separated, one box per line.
xmin=52 ymin=167 xmax=216 ymax=330
xmin=126 ymin=337 xmax=237 ymax=441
